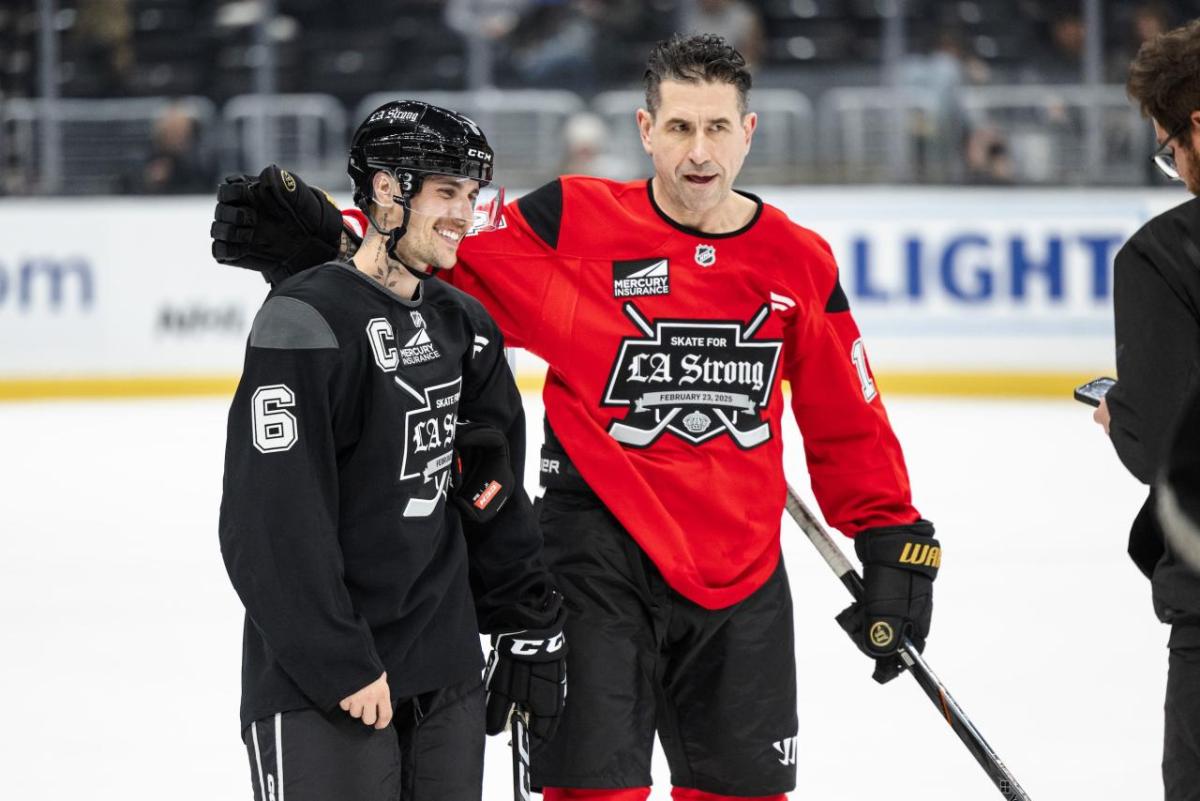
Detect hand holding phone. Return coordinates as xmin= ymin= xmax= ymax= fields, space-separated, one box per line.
xmin=1074 ymin=376 xmax=1116 ymax=407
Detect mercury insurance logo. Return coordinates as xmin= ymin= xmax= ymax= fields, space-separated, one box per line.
xmin=601 ymin=302 xmax=782 ymax=449
xmin=400 ymin=310 xmax=440 ymax=366
xmin=612 ymin=257 xmax=670 ymax=298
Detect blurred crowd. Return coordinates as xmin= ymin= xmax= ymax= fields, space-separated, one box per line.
xmin=1 ymin=0 xmax=1200 ymax=193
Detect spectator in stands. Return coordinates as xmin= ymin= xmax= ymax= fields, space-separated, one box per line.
xmin=964 ymin=128 xmax=1015 ymax=184
xmin=558 ymin=111 xmax=635 ymax=179
xmin=898 ymin=28 xmax=983 ymax=182
xmin=1133 ymin=3 xmax=1172 ymax=44
xmin=505 ymin=0 xmax=597 ymax=91
xmin=72 ymin=0 xmax=134 ymax=95
xmin=445 ymin=0 xmax=529 ymax=49
xmin=1020 ymin=8 xmax=1086 ymax=84
xmin=678 ymin=0 xmax=763 ymax=69
xmin=138 ymin=103 xmax=213 ymax=194
xmin=1109 ymin=4 xmax=1173 ymax=84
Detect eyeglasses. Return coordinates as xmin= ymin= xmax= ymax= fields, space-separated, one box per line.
xmin=1152 ymin=120 xmax=1191 ymax=181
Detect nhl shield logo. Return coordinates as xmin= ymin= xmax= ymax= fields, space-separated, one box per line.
xmin=694 ymin=244 xmax=716 ymax=267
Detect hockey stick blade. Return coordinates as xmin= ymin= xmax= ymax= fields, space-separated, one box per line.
xmin=784 ymin=483 xmax=1032 ymax=801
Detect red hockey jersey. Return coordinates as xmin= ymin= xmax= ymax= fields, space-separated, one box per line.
xmin=348 ymin=176 xmax=920 ymax=609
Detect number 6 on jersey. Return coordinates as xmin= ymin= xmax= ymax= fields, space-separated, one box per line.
xmin=252 ymin=384 xmax=298 ymax=453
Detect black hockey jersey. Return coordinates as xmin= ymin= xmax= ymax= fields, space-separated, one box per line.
xmin=219 ymin=262 xmax=553 ymax=730
xmin=1107 ymin=195 xmax=1200 ymax=632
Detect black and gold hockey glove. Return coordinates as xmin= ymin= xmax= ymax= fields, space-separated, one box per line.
xmin=837 ymin=520 xmax=939 ymax=684
xmin=452 ymin=421 xmax=515 ymax=524
xmin=484 ymin=600 xmax=568 ymax=741
xmin=210 ymin=165 xmax=344 ymax=285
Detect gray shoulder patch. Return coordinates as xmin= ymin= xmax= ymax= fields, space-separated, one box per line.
xmin=250 ymin=296 xmax=339 ymax=350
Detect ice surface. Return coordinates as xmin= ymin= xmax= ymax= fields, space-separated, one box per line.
xmin=0 ymin=393 xmax=1161 ymax=799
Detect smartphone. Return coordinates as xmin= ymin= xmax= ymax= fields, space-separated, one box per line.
xmin=1074 ymin=376 xmax=1116 ymax=407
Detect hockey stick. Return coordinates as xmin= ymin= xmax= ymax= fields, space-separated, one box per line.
xmin=784 ymin=483 xmax=1032 ymax=801
xmin=510 ymin=708 xmax=532 ymax=801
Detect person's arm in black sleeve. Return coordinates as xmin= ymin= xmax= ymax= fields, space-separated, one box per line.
xmin=454 ymin=306 xmax=558 ymax=632
xmin=1107 ymin=237 xmax=1200 ymax=484
xmin=454 ymin=304 xmax=567 ymax=740
xmin=219 ymin=294 xmax=386 ymax=710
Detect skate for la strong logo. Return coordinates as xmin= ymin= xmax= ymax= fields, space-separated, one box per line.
xmin=393 ymin=375 xmax=461 ymax=518
xmin=602 ymin=302 xmax=782 ymax=449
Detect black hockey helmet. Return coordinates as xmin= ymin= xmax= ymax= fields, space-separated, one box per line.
xmin=348 ymin=100 xmax=494 ymax=210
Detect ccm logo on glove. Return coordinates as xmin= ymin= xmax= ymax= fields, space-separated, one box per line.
xmin=508 ymin=632 xmax=566 ymax=658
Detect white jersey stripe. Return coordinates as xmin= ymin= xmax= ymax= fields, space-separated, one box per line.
xmin=275 ymin=713 xmax=285 ymax=801
xmin=251 ymin=721 xmax=267 ymax=801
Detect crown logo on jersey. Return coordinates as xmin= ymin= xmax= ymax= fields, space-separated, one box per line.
xmin=601 ymin=301 xmax=782 ymax=449
xmin=682 ymin=411 xmax=712 ymax=434
xmin=694 ymin=244 xmax=716 ymax=267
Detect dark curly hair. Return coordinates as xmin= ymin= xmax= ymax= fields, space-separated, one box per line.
xmin=643 ymin=33 xmax=752 ymax=117
xmin=1127 ymin=19 xmax=1200 ymax=150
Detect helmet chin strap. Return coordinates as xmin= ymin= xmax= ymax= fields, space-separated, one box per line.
xmin=367 ymin=196 xmax=440 ymax=283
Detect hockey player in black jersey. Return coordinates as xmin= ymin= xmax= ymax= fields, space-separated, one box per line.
xmin=218 ymin=101 xmax=567 ymax=801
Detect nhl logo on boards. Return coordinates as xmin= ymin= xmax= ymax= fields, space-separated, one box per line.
xmin=694 ymin=244 xmax=716 ymax=267
xmin=612 ymin=258 xmax=670 ymax=298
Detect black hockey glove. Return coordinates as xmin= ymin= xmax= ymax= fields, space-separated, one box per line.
xmin=452 ymin=422 xmax=515 ymax=524
xmin=837 ymin=520 xmax=939 ymax=684
xmin=484 ymin=600 xmax=568 ymax=741
xmin=210 ymin=165 xmax=344 ymax=285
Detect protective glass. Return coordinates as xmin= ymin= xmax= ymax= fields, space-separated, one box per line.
xmin=1152 ymin=121 xmax=1190 ymax=181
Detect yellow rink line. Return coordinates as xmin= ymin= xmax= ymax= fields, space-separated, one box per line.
xmin=0 ymin=372 xmax=1101 ymax=403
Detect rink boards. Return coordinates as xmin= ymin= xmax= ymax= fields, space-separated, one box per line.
xmin=0 ymin=187 xmax=1188 ymax=400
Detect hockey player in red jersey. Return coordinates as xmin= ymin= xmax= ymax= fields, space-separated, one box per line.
xmin=212 ymin=34 xmax=939 ymax=801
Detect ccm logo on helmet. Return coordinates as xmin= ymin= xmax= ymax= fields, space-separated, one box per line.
xmin=467 ymin=148 xmax=493 ymax=162
xmin=509 ymin=633 xmax=565 ymax=657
